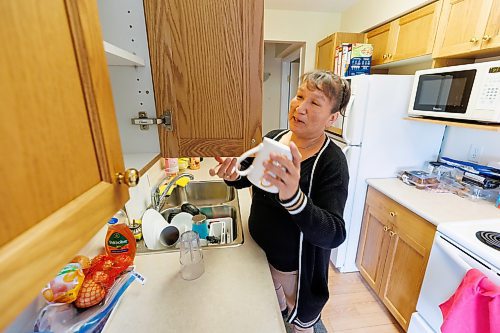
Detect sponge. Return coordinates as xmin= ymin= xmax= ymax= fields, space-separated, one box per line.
xmin=158 ymin=176 xmax=192 ymax=196
xmin=175 ymin=176 xmax=191 ymax=188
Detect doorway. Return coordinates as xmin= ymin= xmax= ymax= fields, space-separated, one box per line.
xmin=262 ymin=41 xmax=304 ymax=134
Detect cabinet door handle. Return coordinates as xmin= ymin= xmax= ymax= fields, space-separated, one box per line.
xmin=389 ymin=230 xmax=396 ymax=237
xmin=383 ymin=225 xmax=390 ymax=232
xmin=116 ymin=168 xmax=140 ymax=187
xmin=389 ymin=211 xmax=396 ymax=217
xmin=387 ymin=53 xmax=392 ymax=58
xmin=469 ymin=37 xmax=479 ymax=43
xmin=482 ymin=35 xmax=491 ymax=41
xmin=383 ymin=54 xmax=387 ymax=59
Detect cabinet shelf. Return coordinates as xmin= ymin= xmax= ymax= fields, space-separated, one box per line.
xmin=103 ymin=41 xmax=145 ymax=67
xmin=124 ymin=153 xmax=161 ymax=174
xmin=404 ymin=117 xmax=500 ymax=131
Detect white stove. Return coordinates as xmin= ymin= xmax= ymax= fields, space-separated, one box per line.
xmin=439 ymin=219 xmax=500 ymax=270
xmin=408 ymin=218 xmax=500 ymax=333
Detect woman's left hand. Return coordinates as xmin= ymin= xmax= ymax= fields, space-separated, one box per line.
xmin=263 ymin=141 xmax=302 ymax=201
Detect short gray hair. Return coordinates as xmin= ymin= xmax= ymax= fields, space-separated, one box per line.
xmin=300 ymin=71 xmax=351 ymax=116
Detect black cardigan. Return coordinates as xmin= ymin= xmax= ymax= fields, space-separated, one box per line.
xmin=226 ymin=129 xmax=349 ymax=328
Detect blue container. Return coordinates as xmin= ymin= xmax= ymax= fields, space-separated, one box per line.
xmin=192 ymin=214 xmax=208 ymax=239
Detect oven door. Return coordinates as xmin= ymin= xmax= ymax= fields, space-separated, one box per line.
xmin=415 ymin=233 xmax=500 ymax=332
xmin=413 ymin=69 xmax=476 ymax=114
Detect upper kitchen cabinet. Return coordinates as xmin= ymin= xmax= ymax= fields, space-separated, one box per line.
xmin=97 ymin=0 xmax=161 ymax=172
xmin=367 ymin=1 xmax=442 ymax=66
xmin=366 ymin=22 xmax=395 ymax=66
xmin=433 ymin=0 xmax=500 ymax=58
xmin=143 ymin=0 xmax=264 ymax=157
xmin=0 ymin=0 xmax=131 ymax=329
xmin=315 ymin=32 xmax=365 ymax=71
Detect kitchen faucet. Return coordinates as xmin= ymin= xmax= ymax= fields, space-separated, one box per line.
xmin=151 ymin=172 xmax=194 ymax=211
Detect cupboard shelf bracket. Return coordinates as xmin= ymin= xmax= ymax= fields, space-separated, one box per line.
xmin=131 ymin=111 xmax=173 ymax=131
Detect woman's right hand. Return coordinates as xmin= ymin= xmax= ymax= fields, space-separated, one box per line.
xmin=209 ymin=156 xmax=240 ymax=181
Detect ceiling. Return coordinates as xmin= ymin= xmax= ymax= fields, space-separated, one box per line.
xmin=264 ymin=0 xmax=359 ymax=12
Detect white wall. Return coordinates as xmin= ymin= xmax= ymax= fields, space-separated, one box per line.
xmin=440 ymin=127 xmax=500 ymax=166
xmin=262 ymin=43 xmax=283 ymax=134
xmin=264 ymin=9 xmax=342 ymax=71
xmin=340 ymin=0 xmax=431 ymax=32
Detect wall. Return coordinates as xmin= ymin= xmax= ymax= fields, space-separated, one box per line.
xmin=264 ymin=9 xmax=342 ymax=71
xmin=440 ymin=128 xmax=500 ymax=167
xmin=340 ymin=0 xmax=431 ymax=32
xmin=262 ymin=43 xmax=283 ymax=134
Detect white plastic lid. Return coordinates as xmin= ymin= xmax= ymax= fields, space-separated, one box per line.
xmin=108 ymin=217 xmax=118 ymax=225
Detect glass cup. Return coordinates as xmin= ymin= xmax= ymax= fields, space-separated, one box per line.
xmin=179 ymin=231 xmax=205 ymax=280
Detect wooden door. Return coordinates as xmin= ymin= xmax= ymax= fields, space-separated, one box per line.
xmin=379 ymin=227 xmax=429 ymax=330
xmin=316 ymin=35 xmax=335 ymax=71
xmin=0 ymin=0 xmax=129 ymax=329
xmin=481 ymin=0 xmax=500 ymax=50
xmin=143 ymin=0 xmax=263 ymax=157
xmin=366 ymin=23 xmax=392 ymax=65
xmin=356 ymin=204 xmax=391 ymax=293
xmin=392 ymin=1 xmax=443 ymax=61
xmin=433 ymin=0 xmax=492 ymax=57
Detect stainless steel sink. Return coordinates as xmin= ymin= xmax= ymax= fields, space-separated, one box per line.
xmin=136 ymin=180 xmax=243 ymax=255
xmin=162 ymin=180 xmax=236 ymax=207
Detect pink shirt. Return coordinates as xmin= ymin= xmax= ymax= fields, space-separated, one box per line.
xmin=440 ymin=269 xmax=500 ymax=333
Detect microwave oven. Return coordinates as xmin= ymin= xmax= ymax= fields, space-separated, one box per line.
xmin=408 ymin=60 xmax=500 ymax=123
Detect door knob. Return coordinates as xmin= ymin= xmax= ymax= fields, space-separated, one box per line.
xmin=389 ymin=211 xmax=396 ymax=217
xmin=387 ymin=53 xmax=392 ymax=59
xmin=383 ymin=54 xmax=387 ymax=59
xmin=482 ymin=35 xmax=491 ymax=41
xmin=116 ymin=168 xmax=140 ymax=187
xmin=469 ymin=37 xmax=479 ymax=43
xmin=389 ymin=230 xmax=396 ymax=237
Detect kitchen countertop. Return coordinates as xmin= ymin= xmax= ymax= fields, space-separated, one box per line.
xmin=367 ymin=178 xmax=500 ymax=225
xmin=95 ymin=159 xmax=285 ymax=333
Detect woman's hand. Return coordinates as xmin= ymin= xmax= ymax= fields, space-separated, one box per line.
xmin=209 ymin=156 xmax=240 ymax=181
xmin=263 ymin=142 xmax=302 ymax=201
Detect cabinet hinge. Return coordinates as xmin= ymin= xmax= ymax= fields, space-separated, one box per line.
xmin=131 ymin=111 xmax=173 ymax=131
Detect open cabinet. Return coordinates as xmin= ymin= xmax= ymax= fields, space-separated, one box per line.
xmin=0 ymin=0 xmax=132 ymax=329
xmin=98 ymin=0 xmax=264 ymax=169
xmin=97 ymin=0 xmax=161 ymax=172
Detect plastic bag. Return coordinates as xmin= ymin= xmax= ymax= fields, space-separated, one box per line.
xmin=33 ymin=271 xmax=141 ymax=333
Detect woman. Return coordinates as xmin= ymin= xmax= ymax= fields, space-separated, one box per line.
xmin=210 ymin=70 xmax=350 ymax=332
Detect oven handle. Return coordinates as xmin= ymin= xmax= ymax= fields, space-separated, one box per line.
xmin=435 ymin=236 xmax=472 ymax=271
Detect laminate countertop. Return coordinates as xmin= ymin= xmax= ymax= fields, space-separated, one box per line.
xmin=100 ymin=160 xmax=285 ymax=333
xmin=367 ymin=178 xmax=500 ymax=225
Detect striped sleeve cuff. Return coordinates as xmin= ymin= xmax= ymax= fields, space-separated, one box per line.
xmin=280 ymin=188 xmax=307 ymax=215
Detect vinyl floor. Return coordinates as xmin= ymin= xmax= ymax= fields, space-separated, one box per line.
xmin=321 ymin=265 xmax=405 ymax=333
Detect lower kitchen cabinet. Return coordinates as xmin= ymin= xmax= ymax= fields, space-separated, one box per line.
xmin=356 ymin=187 xmax=436 ymax=331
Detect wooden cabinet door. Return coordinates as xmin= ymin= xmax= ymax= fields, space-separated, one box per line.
xmin=356 ymin=205 xmax=391 ymax=293
xmin=392 ymin=1 xmax=443 ymax=61
xmin=143 ymin=0 xmax=263 ymax=157
xmin=433 ymin=0 xmax=492 ymax=57
xmin=379 ymin=226 xmax=430 ymax=330
xmin=366 ymin=23 xmax=393 ymax=65
xmin=316 ymin=35 xmax=335 ymax=71
xmin=481 ymin=0 xmax=500 ymax=50
xmin=0 ymin=0 xmax=128 ymax=329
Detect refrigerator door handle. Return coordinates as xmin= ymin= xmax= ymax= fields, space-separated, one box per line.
xmin=341 ymin=145 xmax=351 ymax=155
xmin=341 ymin=94 xmax=355 ymax=145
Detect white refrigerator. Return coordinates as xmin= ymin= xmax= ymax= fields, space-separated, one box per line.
xmin=327 ymin=75 xmax=446 ymax=273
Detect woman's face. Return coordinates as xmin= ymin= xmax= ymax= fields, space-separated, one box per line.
xmin=288 ymin=83 xmax=339 ymax=138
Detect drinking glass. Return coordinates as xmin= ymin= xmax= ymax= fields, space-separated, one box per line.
xmin=179 ymin=231 xmax=205 ymax=280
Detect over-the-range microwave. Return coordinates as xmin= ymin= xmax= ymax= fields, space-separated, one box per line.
xmin=408 ymin=60 xmax=500 ymax=123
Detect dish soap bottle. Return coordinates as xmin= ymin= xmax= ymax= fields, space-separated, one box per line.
xmin=105 ymin=210 xmax=136 ymax=261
